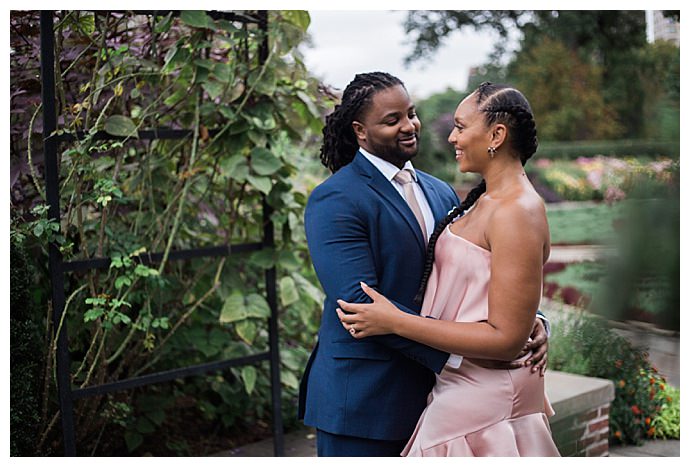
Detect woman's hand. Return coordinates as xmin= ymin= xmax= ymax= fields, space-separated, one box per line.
xmin=336 ymin=282 xmax=403 ymax=338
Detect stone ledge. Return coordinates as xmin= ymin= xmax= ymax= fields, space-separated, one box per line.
xmin=546 ymin=370 xmax=615 ymax=424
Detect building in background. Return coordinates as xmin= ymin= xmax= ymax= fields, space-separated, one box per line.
xmin=648 ymin=10 xmax=680 ymax=46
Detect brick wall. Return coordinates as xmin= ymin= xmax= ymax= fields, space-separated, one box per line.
xmin=550 ymin=403 xmax=611 ymax=456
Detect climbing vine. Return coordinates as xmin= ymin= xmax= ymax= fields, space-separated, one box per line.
xmin=10 ymin=10 xmax=332 ymax=455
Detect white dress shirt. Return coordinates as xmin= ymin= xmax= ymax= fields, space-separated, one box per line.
xmin=359 ymin=148 xmax=463 ymax=369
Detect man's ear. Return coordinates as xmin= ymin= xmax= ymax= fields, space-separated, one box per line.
xmin=490 ymin=123 xmax=507 ymax=149
xmin=352 ymin=121 xmax=366 ymax=142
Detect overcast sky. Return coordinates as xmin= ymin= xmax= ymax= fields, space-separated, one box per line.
xmin=300 ymin=10 xmax=508 ymax=100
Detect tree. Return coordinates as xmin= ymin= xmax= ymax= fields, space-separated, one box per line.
xmin=404 ymin=10 xmax=658 ymax=139
xmin=507 ymin=37 xmax=621 ymax=141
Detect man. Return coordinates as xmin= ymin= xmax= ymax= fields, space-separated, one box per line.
xmin=298 ymin=72 xmax=548 ymax=456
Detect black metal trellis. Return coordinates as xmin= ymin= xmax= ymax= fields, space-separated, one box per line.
xmin=39 ymin=10 xmax=284 ymax=456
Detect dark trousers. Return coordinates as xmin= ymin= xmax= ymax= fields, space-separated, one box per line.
xmin=316 ymin=429 xmax=408 ymax=457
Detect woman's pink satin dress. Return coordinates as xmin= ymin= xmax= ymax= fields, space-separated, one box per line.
xmin=401 ymin=225 xmax=560 ymax=457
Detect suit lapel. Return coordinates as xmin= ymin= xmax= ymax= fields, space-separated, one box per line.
xmin=352 ymin=153 xmax=427 ymax=252
xmin=418 ymin=171 xmax=455 ymax=224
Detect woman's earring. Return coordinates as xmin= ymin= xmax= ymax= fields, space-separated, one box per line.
xmin=487 ymin=146 xmax=496 ymax=159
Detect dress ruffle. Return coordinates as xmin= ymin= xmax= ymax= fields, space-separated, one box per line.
xmin=402 ymin=412 xmax=560 ymax=457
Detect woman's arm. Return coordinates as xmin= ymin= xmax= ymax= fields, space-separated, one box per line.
xmin=337 ymin=201 xmax=548 ymax=361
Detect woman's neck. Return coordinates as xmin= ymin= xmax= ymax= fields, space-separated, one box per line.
xmin=480 ymin=157 xmax=527 ymax=198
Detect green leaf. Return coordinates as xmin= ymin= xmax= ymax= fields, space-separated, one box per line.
xmin=246 ymin=293 xmax=271 ymax=318
xmin=153 ymin=13 xmax=173 ymax=34
xmin=194 ymin=58 xmax=214 ymax=69
xmin=244 ymin=102 xmax=276 ymax=130
xmin=281 ymin=10 xmax=311 ymax=32
xmin=281 ymin=348 xmax=304 ymax=371
xmin=84 ymin=308 xmax=104 ymax=322
xmin=296 ymin=90 xmax=321 ymax=119
xmin=220 ymin=154 xmax=249 ymax=182
xmin=227 ymin=81 xmax=245 ymax=103
xmin=110 ymin=256 xmax=123 ymax=269
xmin=212 ymin=62 xmax=234 ymax=83
xmin=145 ymin=410 xmax=166 ymax=426
xmin=249 ymin=249 xmax=276 ymax=268
xmin=77 ymin=14 xmax=96 ymax=35
xmin=235 ymin=319 xmax=257 ymax=344
xmin=115 ymin=276 xmax=132 ymax=290
xmin=278 ymin=250 xmax=301 ymax=271
xmin=246 ymin=174 xmax=272 ymax=195
xmin=104 ymin=115 xmax=138 ymax=138
xmin=219 ymin=105 xmax=236 ymax=120
xmin=32 ymin=223 xmax=44 ymax=237
xmin=280 ymin=276 xmax=299 ymax=306
xmin=124 ymin=431 xmax=144 ymax=452
xmin=134 ymin=264 xmax=159 ymax=277
xmin=248 ymin=67 xmax=277 ymax=96
xmin=280 ymin=370 xmax=300 ymax=389
xmin=85 ymin=297 xmax=107 ymax=305
xmin=162 ymin=46 xmax=190 ymax=74
xmin=220 ymin=292 xmax=246 ymax=323
xmin=294 ymin=274 xmax=325 ymax=304
xmin=217 ymin=19 xmax=241 ymax=34
xmin=180 ymin=11 xmax=210 ymax=29
xmin=241 ymin=366 xmax=257 ymax=395
xmin=202 ymin=80 xmax=224 ymax=100
xmin=250 ymin=147 xmax=281 ymax=176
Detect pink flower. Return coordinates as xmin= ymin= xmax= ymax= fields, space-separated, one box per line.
xmin=604 ymin=186 xmax=626 ymax=204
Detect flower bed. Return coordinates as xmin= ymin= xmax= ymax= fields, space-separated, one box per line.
xmin=529 ymin=156 xmax=677 ymax=202
xmin=549 ymin=311 xmax=679 ymax=446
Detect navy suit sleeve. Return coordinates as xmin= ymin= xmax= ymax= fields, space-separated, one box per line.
xmin=305 ymin=185 xmax=449 ymax=374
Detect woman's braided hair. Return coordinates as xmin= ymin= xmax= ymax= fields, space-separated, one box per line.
xmin=413 ymin=82 xmax=538 ymax=304
xmin=320 ymin=72 xmax=403 ymax=173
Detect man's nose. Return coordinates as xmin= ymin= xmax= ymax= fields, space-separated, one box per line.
xmin=401 ymin=117 xmax=416 ymax=133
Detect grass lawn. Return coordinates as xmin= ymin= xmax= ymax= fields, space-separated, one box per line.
xmin=543 ymin=261 xmax=607 ymax=303
xmin=546 ymin=202 xmax=627 ymax=245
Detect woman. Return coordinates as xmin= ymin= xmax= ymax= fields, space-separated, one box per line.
xmin=336 ymin=82 xmax=560 ymax=457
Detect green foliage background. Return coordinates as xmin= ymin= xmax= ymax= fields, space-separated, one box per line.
xmin=10 ymin=10 xmax=331 ymax=455
xmin=409 ymin=11 xmax=679 ymax=178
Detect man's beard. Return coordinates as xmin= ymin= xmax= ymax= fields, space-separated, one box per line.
xmin=369 ymin=139 xmax=419 ymax=167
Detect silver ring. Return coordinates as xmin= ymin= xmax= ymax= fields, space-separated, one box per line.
xmin=349 ymin=326 xmax=356 ymax=335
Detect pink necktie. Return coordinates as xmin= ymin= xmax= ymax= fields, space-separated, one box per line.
xmin=394 ymin=169 xmax=428 ymax=243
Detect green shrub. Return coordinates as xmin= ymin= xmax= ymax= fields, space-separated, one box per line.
xmin=10 ymin=242 xmax=44 ymax=456
xmin=651 ymin=385 xmax=680 ymax=439
xmin=549 ymin=311 xmax=671 ymax=445
xmin=10 ymin=10 xmax=331 ymax=455
xmin=535 ymin=140 xmax=679 ymax=159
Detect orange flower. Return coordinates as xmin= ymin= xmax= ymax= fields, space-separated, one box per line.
xmin=631 ymin=405 xmax=641 ymax=415
xmin=650 ymin=377 xmax=656 ymax=385
xmin=645 ymin=417 xmax=651 ymax=425
xmin=659 ymin=383 xmax=666 ymax=391
xmin=614 ymin=430 xmax=622 ymax=439
xmin=667 ymin=396 xmax=673 ymax=403
xmin=647 ymin=427 xmax=656 ymax=437
xmin=618 ymin=379 xmax=626 ymax=388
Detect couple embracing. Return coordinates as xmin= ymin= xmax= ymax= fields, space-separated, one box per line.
xmin=297 ymin=72 xmax=560 ymax=457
